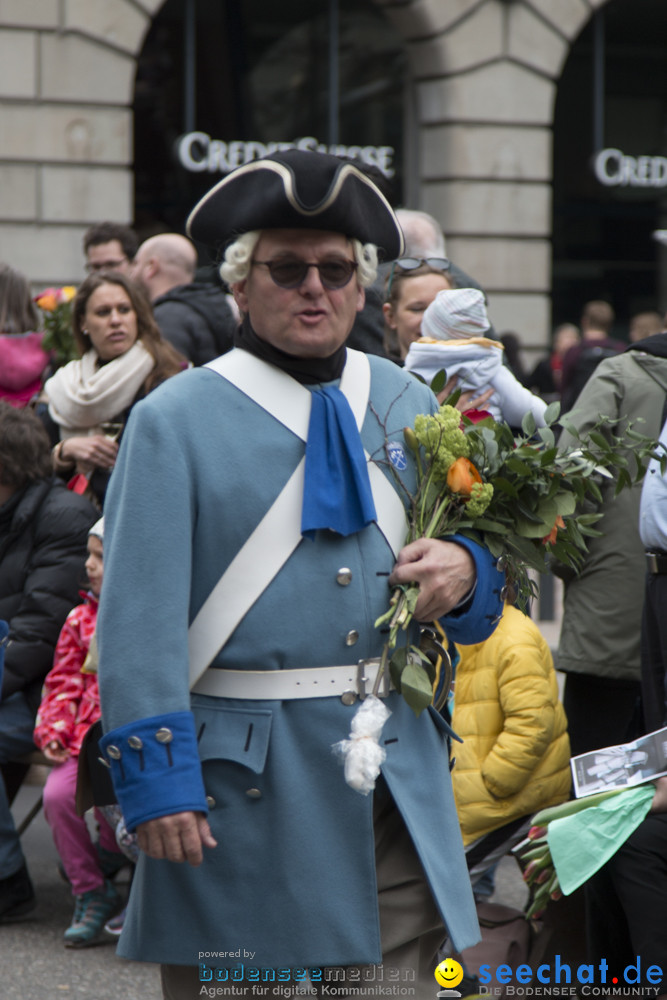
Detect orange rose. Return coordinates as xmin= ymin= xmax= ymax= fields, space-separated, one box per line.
xmin=35 ymin=290 xmax=58 ymax=312
xmin=446 ymin=456 xmax=482 ymax=497
xmin=542 ymin=515 xmax=565 ymax=546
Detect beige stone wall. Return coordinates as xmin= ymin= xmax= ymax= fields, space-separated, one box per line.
xmin=0 ymin=0 xmax=150 ymax=285
xmin=0 ymin=0 xmax=607 ymax=346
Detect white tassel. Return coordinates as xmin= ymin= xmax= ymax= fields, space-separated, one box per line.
xmin=333 ymin=695 xmax=392 ymax=795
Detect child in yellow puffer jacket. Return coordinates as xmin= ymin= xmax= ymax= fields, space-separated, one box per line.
xmin=450 ymin=602 xmax=571 ymax=850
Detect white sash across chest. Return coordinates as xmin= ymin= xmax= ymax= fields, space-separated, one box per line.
xmin=187 ymin=348 xmax=407 ymax=690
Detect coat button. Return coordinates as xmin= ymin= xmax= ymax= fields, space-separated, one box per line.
xmin=206 ymin=795 xmax=216 ymax=809
xmin=336 ymin=567 xmax=352 ymax=586
xmin=106 ymin=745 xmax=122 ymax=760
xmin=341 ymin=691 xmax=357 ymax=706
xmin=155 ymin=728 xmax=173 ymax=744
xmin=245 ymin=788 xmax=262 ymax=799
xmin=344 ymin=629 xmax=359 ymax=646
xmin=128 ymin=736 xmax=144 ymax=750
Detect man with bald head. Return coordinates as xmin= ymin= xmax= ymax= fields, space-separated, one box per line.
xmin=131 ymin=233 xmax=237 ymax=365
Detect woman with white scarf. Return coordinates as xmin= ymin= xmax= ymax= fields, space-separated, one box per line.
xmin=41 ymin=272 xmax=186 ymax=507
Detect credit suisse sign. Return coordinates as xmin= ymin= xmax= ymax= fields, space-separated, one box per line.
xmin=594 ymin=147 xmax=667 ymax=188
xmin=177 ymin=133 xmax=395 ymax=178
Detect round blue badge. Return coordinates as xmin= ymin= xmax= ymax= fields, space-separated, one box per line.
xmin=387 ymin=441 xmax=407 ymax=471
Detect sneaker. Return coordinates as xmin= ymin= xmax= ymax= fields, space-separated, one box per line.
xmin=64 ymin=880 xmax=122 ymax=948
xmin=0 ymin=864 xmax=36 ymax=923
xmin=103 ymin=904 xmax=127 ymax=937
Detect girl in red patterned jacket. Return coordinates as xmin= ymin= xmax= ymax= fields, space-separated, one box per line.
xmin=33 ymin=518 xmax=124 ymax=947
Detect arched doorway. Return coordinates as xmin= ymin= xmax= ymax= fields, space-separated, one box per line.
xmin=552 ymin=0 xmax=667 ymax=336
xmin=133 ymin=0 xmax=407 ymax=247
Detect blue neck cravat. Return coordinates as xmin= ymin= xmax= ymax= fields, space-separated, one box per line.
xmin=301 ymin=385 xmax=377 ymax=539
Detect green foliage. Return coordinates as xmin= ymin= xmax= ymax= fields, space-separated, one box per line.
xmin=376 ymin=395 xmax=665 ymax=716
xmin=34 ymin=286 xmax=78 ymax=369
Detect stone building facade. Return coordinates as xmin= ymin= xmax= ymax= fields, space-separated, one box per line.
xmin=0 ymin=0 xmax=639 ymax=348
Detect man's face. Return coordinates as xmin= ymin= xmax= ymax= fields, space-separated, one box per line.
xmin=232 ymin=230 xmax=365 ymax=359
xmin=86 ymin=240 xmax=132 ymax=276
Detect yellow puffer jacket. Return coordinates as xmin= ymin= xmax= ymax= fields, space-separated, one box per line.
xmin=451 ymin=605 xmax=571 ymax=846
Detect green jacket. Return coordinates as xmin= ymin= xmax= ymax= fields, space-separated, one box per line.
xmin=556 ymin=343 xmax=667 ymax=681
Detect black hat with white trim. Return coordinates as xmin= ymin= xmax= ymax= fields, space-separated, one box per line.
xmin=186 ymin=149 xmax=404 ymax=262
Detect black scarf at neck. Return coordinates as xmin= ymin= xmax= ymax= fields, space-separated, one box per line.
xmin=233 ymin=314 xmax=346 ymax=385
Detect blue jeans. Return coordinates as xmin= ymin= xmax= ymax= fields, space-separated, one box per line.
xmin=0 ymin=691 xmax=40 ymax=879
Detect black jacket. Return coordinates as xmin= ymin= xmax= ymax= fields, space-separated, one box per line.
xmin=153 ymin=282 xmax=238 ymax=366
xmin=0 ymin=477 xmax=98 ymax=708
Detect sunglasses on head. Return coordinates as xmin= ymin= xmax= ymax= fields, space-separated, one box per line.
xmin=252 ymin=257 xmax=358 ymax=290
xmin=386 ymin=256 xmax=451 ymax=297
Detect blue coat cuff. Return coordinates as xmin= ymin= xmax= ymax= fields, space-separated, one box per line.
xmin=439 ymin=535 xmax=504 ymax=644
xmin=99 ymin=711 xmax=208 ymax=832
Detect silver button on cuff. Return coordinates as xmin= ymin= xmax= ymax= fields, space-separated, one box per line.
xmin=155 ymin=728 xmax=173 ymax=744
xmin=128 ymin=736 xmax=144 ymax=750
xmin=106 ymin=745 xmax=122 ymax=760
xmin=345 ymin=629 xmax=359 ymax=646
xmin=246 ymin=788 xmax=262 ymax=799
xmin=206 ymin=795 xmax=216 ymax=809
xmin=336 ymin=567 xmax=352 ymax=586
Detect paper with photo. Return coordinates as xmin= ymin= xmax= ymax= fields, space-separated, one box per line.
xmin=571 ymin=726 xmax=667 ymax=798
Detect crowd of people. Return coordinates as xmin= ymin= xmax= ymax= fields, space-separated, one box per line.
xmin=0 ymin=150 xmax=666 ymax=1000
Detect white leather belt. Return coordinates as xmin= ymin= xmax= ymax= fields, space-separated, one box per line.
xmin=191 ymin=659 xmax=393 ymax=703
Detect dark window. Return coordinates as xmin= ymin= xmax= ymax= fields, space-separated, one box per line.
xmin=552 ymin=0 xmax=667 ymax=337
xmin=133 ymin=0 xmax=406 ymax=254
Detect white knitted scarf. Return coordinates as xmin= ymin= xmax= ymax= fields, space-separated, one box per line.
xmin=44 ymin=341 xmax=154 ymax=436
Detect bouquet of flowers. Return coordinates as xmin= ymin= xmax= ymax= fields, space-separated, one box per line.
xmin=513 ymin=784 xmax=655 ymax=919
xmin=375 ymin=397 xmax=663 ymax=716
xmin=34 ymin=285 xmax=78 ymax=369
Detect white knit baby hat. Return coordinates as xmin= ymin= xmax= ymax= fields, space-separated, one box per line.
xmin=422 ymin=287 xmax=490 ymax=340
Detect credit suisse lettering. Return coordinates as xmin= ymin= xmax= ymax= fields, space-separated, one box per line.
xmin=594 ymin=147 xmax=667 ymax=188
xmin=177 ymin=133 xmax=395 ymax=178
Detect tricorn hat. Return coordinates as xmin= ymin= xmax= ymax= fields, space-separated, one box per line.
xmin=186 ymin=149 xmax=404 ymax=262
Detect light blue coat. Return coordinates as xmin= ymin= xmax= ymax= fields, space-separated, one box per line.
xmin=97 ymin=353 xmax=504 ymax=969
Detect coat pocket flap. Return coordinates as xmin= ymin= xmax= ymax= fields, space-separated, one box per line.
xmin=193 ymin=703 xmax=272 ymax=774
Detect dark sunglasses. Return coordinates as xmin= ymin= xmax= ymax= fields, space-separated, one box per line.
xmin=252 ymin=257 xmax=358 ymax=290
xmin=386 ymin=256 xmax=451 ymax=297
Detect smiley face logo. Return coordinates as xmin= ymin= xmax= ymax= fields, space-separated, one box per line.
xmin=434 ymin=958 xmax=464 ymax=990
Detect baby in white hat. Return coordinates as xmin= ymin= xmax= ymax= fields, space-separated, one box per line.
xmin=404 ymin=287 xmax=547 ymax=427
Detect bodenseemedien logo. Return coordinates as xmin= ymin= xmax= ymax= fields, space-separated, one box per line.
xmin=434 ymin=958 xmax=464 ymax=997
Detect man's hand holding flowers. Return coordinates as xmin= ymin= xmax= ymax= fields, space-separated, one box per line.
xmin=390 ymin=538 xmax=475 ymax=621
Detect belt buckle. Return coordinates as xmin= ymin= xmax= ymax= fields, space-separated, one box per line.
xmin=356 ymin=660 xmax=368 ymax=700
xmin=647 ymin=552 xmax=660 ymax=573
xmin=354 ymin=657 xmax=389 ymax=701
